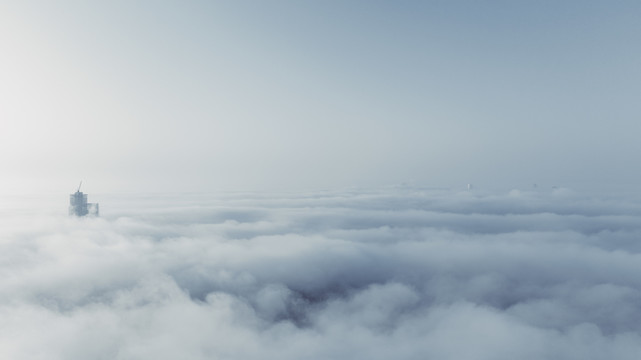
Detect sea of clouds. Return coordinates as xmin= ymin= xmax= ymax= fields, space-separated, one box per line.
xmin=2 ymin=186 xmax=641 ymax=359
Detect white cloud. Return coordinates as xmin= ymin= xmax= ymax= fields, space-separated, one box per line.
xmin=2 ymin=188 xmax=641 ymax=359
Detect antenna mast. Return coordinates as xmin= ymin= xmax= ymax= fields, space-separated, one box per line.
xmin=77 ymin=181 xmax=82 ymax=193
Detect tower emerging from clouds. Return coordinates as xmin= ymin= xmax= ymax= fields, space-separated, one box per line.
xmin=69 ymin=182 xmax=99 ymax=217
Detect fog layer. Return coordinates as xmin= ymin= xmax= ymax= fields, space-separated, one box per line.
xmin=2 ymin=188 xmax=641 ymax=359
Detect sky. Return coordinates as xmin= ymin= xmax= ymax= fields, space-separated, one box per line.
xmin=4 ymin=4 xmax=641 ymax=356
xmin=1 ymin=1 xmax=641 ymax=193
xmin=3 ymin=187 xmax=641 ymax=359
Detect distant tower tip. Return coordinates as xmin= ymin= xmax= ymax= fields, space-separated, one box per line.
xmin=69 ymin=182 xmax=99 ymax=217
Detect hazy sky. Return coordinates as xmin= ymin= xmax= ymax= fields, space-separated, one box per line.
xmin=2 ymin=1 xmax=640 ymax=193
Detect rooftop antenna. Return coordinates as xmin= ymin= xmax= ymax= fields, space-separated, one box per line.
xmin=77 ymin=181 xmax=82 ymax=193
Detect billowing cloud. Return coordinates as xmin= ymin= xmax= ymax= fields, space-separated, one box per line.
xmin=2 ymin=187 xmax=641 ymax=359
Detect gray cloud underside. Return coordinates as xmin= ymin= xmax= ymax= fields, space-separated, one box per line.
xmin=2 ymin=188 xmax=641 ymax=359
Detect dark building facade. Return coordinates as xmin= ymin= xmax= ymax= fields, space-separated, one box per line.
xmin=69 ymin=183 xmax=99 ymax=216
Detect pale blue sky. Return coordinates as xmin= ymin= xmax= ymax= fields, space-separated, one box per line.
xmin=1 ymin=1 xmax=640 ymax=193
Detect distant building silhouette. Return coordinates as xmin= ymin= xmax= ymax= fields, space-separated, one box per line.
xmin=69 ymin=182 xmax=99 ymax=216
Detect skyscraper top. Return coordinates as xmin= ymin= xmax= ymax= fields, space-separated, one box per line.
xmin=69 ymin=183 xmax=99 ymax=217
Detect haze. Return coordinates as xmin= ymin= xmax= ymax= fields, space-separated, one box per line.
xmin=2 ymin=2 xmax=641 ymax=359
xmin=2 ymin=1 xmax=640 ymax=193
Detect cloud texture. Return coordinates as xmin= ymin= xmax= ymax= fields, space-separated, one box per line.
xmin=2 ymin=188 xmax=641 ymax=359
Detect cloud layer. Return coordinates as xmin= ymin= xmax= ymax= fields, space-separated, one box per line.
xmin=2 ymin=188 xmax=641 ymax=359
